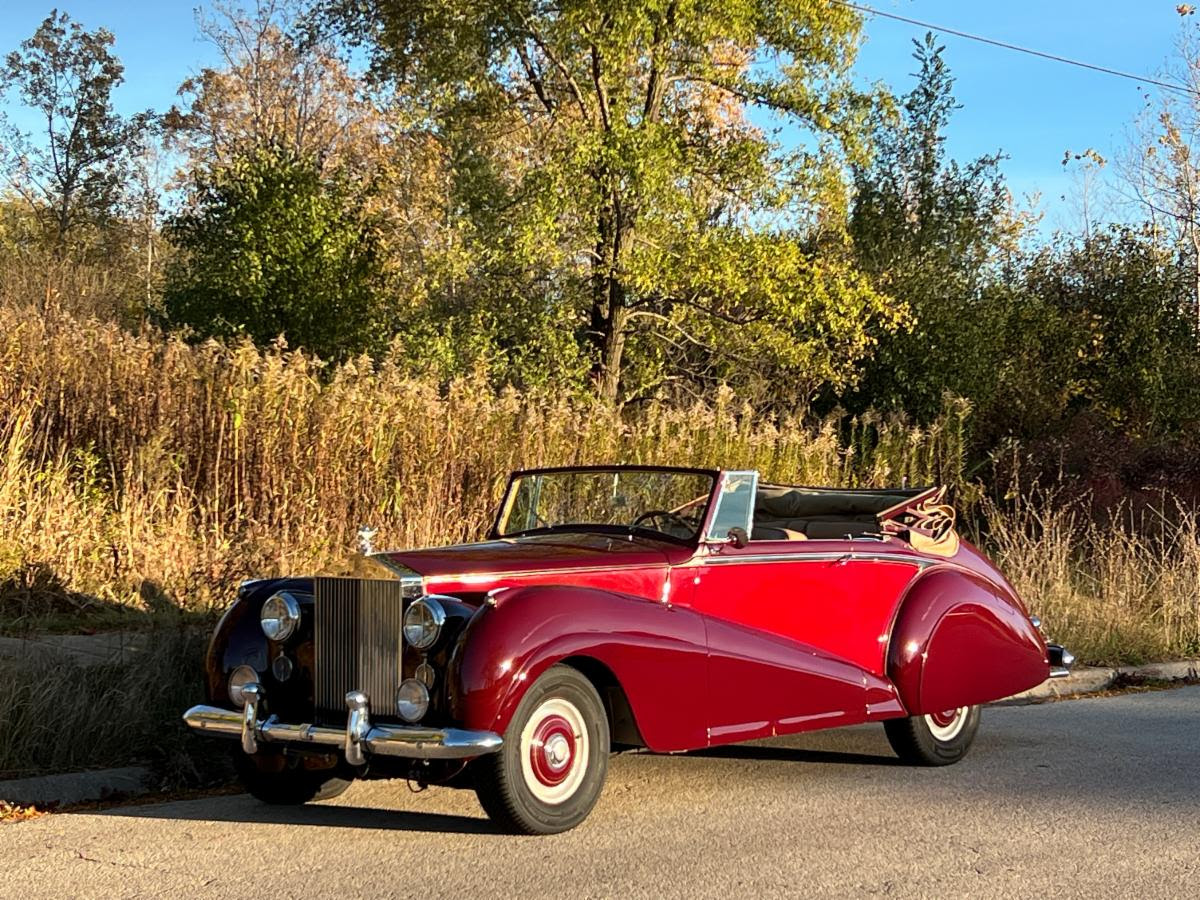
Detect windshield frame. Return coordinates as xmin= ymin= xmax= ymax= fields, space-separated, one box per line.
xmin=489 ymin=465 xmax=722 ymax=545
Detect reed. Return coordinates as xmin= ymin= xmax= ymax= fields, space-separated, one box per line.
xmin=1 ymin=304 xmax=1196 ymax=665
xmin=982 ymin=492 xmax=1200 ymax=665
xmin=0 ymin=305 xmax=967 ymax=618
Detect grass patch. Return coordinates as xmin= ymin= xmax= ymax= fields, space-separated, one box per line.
xmin=0 ymin=623 xmax=224 ymax=786
xmin=0 ymin=801 xmax=45 ymax=823
xmin=983 ymin=494 xmax=1200 ymax=666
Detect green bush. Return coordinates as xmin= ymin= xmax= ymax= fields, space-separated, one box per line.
xmin=162 ymin=145 xmax=391 ymax=363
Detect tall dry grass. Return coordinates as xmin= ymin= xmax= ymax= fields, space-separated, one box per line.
xmin=983 ymin=494 xmax=1200 ymax=665
xmin=0 ymin=304 xmax=970 ymax=619
xmin=2 ymin=305 xmax=1197 ymax=664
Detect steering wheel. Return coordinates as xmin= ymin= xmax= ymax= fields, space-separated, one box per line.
xmin=631 ymin=509 xmax=696 ymax=535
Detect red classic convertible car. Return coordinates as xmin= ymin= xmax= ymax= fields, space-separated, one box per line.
xmin=184 ymin=465 xmax=1072 ymax=834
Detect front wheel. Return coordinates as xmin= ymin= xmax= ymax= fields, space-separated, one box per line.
xmin=883 ymin=705 xmax=981 ymax=766
xmin=472 ymin=664 xmax=609 ymax=834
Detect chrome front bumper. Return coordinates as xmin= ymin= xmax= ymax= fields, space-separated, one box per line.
xmin=183 ymin=683 xmax=502 ymax=762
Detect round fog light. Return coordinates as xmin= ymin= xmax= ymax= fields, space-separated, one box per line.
xmin=228 ymin=664 xmax=259 ymax=708
xmin=395 ymin=678 xmax=430 ymax=722
xmin=272 ymin=654 xmax=294 ymax=682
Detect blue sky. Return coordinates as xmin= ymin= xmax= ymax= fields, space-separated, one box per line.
xmin=852 ymin=1 xmax=1186 ymax=232
xmin=0 ymin=1 xmax=1190 ymax=233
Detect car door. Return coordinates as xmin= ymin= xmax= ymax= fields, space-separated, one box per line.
xmin=681 ymin=471 xmax=918 ymax=745
xmin=685 ymin=548 xmax=869 ymax=743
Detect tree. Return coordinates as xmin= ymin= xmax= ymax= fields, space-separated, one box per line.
xmin=0 ymin=10 xmax=148 ymax=247
xmin=166 ymin=0 xmax=450 ymax=341
xmin=322 ymin=0 xmax=902 ymax=404
xmin=162 ymin=145 xmax=390 ymax=362
xmin=167 ymin=0 xmax=387 ymax=174
xmin=845 ymin=34 xmax=1024 ymax=421
xmin=1020 ymin=227 xmax=1200 ymax=437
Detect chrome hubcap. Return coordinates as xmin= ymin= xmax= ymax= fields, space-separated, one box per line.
xmin=544 ymin=734 xmax=570 ymax=769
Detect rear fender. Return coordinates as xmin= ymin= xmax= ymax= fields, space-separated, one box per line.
xmin=451 ymin=585 xmax=708 ymax=752
xmin=888 ymin=567 xmax=1049 ymax=714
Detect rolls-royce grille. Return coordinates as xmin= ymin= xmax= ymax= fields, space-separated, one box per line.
xmin=314 ymin=577 xmax=406 ymax=723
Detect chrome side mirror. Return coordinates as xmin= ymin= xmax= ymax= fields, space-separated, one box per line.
xmin=726 ymin=527 xmax=749 ymax=549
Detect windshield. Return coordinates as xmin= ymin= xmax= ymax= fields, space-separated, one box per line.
xmin=497 ymin=469 xmax=715 ymax=542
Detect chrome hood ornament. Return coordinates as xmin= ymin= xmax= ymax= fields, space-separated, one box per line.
xmin=357 ymin=525 xmax=378 ymax=556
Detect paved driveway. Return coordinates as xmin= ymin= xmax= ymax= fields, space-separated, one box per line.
xmin=3 ymin=687 xmax=1198 ymax=899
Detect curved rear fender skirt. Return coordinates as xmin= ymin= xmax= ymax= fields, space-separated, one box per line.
xmin=451 ymin=585 xmax=709 ymax=752
xmin=888 ymin=568 xmax=1049 ymax=714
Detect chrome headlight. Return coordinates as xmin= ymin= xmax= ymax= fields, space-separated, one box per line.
xmin=260 ymin=591 xmax=302 ymax=641
xmin=228 ymin=664 xmax=259 ymax=708
xmin=403 ymin=596 xmax=446 ymax=650
xmin=396 ymin=678 xmax=430 ymax=722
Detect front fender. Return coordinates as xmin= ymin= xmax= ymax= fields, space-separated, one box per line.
xmin=451 ymin=585 xmax=708 ymax=752
xmin=888 ymin=567 xmax=1049 ymax=714
xmin=204 ymin=577 xmax=313 ymax=715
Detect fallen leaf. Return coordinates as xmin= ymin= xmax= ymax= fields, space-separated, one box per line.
xmin=0 ymin=801 xmax=47 ymax=823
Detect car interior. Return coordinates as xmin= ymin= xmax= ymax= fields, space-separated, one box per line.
xmin=749 ymin=484 xmax=925 ymax=541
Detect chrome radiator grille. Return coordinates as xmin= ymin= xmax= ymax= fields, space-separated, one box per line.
xmin=313 ymin=577 xmax=405 ymax=721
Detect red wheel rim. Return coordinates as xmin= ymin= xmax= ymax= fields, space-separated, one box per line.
xmin=929 ymin=709 xmax=959 ymax=728
xmin=527 ymin=713 xmax=577 ymax=787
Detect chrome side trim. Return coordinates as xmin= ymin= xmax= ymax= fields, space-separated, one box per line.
xmin=182 ymin=703 xmax=503 ymax=761
xmin=696 ymin=551 xmax=934 ymax=568
xmin=420 ymin=562 xmax=670 ymax=583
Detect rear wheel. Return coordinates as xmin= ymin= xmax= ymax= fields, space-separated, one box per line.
xmin=884 ymin=705 xmax=981 ymax=766
xmin=233 ymin=750 xmax=352 ymax=805
xmin=472 ymin=664 xmax=609 ymax=834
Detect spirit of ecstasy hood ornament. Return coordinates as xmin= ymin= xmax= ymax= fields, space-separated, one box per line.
xmin=357 ymin=525 xmax=378 ymax=556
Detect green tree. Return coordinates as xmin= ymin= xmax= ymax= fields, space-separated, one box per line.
xmin=323 ymin=0 xmax=902 ymax=404
xmin=1020 ymin=227 xmax=1200 ymax=437
xmin=162 ymin=145 xmax=390 ymax=362
xmin=0 ymin=10 xmax=148 ymax=246
xmin=846 ymin=34 xmax=1022 ymax=421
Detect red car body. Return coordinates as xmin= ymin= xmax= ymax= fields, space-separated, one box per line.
xmin=383 ymin=472 xmax=1051 ymax=754
xmin=185 ymin=464 xmax=1068 ymax=833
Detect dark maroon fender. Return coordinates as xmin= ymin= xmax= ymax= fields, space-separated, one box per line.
xmin=888 ymin=566 xmax=1049 ymax=714
xmin=451 ymin=585 xmax=709 ymax=752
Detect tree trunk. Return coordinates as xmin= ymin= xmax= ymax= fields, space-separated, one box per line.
xmin=590 ymin=203 xmax=635 ymax=404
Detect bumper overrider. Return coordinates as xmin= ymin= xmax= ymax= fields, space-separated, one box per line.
xmin=1047 ymin=643 xmax=1075 ymax=679
xmin=183 ymin=683 xmax=502 ymax=763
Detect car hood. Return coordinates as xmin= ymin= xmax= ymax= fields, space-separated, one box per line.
xmin=374 ymin=532 xmax=688 ymax=578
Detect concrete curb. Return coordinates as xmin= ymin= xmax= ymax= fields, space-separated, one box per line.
xmin=1001 ymin=659 xmax=1200 ymax=705
xmin=0 ymin=766 xmax=152 ymax=808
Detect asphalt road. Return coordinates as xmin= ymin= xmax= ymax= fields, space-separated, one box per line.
xmin=3 ymin=687 xmax=1198 ymax=899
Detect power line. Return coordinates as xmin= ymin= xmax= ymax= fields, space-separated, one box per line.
xmin=833 ymin=0 xmax=1198 ymax=99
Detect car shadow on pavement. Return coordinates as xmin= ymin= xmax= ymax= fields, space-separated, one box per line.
xmin=684 ymin=745 xmax=903 ymax=767
xmin=100 ymin=795 xmax=501 ymax=835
